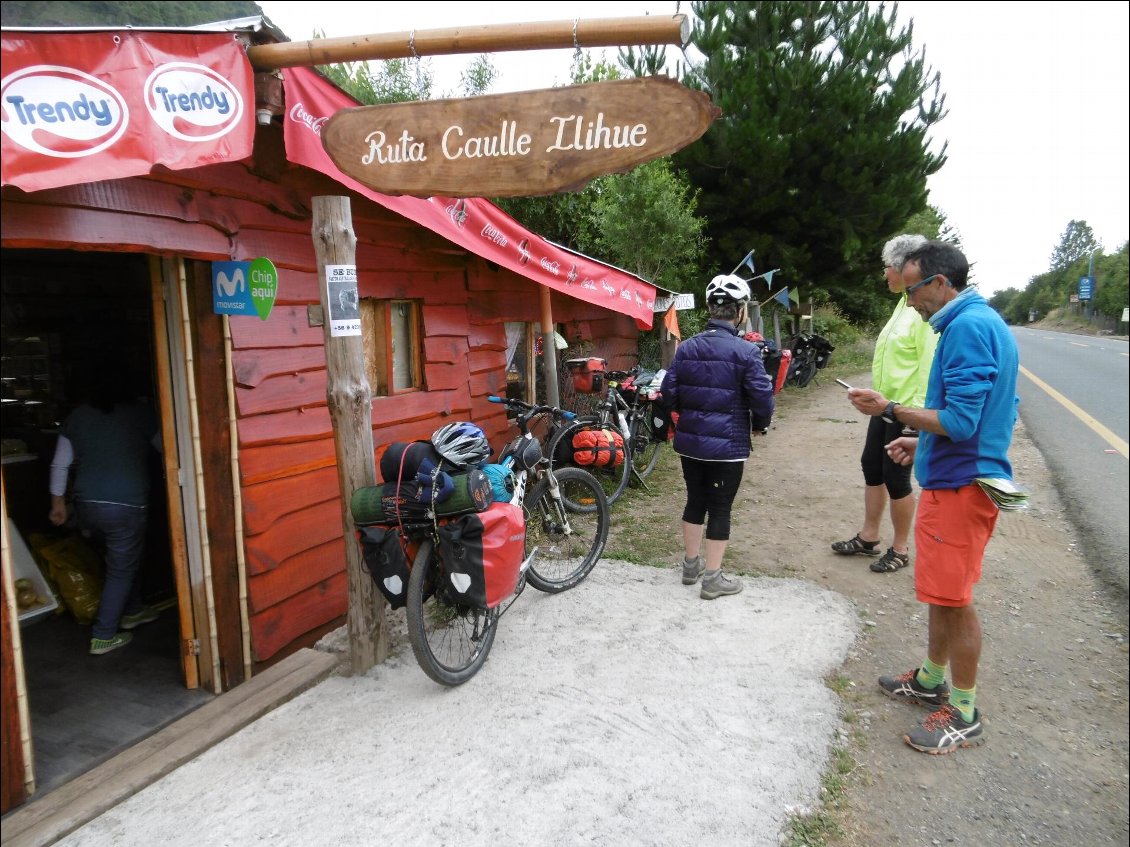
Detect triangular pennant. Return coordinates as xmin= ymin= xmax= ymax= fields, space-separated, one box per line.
xmin=663 ymin=304 xmax=682 ymax=340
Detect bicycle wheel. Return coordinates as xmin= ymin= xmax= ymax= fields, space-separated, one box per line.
xmin=524 ymin=467 xmax=609 ymax=593
xmin=629 ymin=411 xmax=662 ymax=483
xmin=405 ymin=539 xmax=499 ymax=686
xmin=793 ymin=356 xmax=818 ymax=388
xmin=547 ymin=418 xmax=631 ymax=509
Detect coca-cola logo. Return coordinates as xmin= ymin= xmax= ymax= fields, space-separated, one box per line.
xmin=1 ymin=64 xmax=128 ymax=158
xmin=289 ymin=102 xmax=329 ymax=135
xmin=143 ymin=62 xmax=243 ymax=141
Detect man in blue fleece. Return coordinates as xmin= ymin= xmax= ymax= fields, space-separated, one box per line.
xmin=847 ymin=240 xmax=1019 ymax=754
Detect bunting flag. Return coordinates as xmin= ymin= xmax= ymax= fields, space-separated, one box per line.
xmin=663 ymin=304 xmax=682 ymax=340
xmin=731 ymin=249 xmax=756 ymax=276
xmin=789 ymin=288 xmax=801 ymax=306
xmin=761 ymin=269 xmax=777 ymax=290
xmin=773 ymin=288 xmax=792 ymax=309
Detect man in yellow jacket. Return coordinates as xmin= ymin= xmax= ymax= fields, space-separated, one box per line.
xmin=832 ymin=234 xmax=937 ymax=573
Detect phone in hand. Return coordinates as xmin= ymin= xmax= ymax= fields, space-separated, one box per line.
xmin=835 ymin=378 xmax=852 ymax=390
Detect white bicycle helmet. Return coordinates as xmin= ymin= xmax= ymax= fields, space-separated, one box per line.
xmin=431 ymin=421 xmax=491 ymax=468
xmin=705 ymin=274 xmax=751 ymax=306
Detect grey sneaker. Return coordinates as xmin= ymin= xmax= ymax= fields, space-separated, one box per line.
xmin=700 ymin=569 xmax=742 ymax=599
xmin=904 ymin=704 xmax=984 ymax=754
xmin=681 ymin=555 xmax=705 ymax=585
xmin=878 ymin=668 xmax=951 ymax=707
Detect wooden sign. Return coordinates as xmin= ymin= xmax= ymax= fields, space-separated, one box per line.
xmin=321 ymin=77 xmax=720 ymax=198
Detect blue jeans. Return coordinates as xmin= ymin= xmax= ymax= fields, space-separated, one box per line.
xmin=76 ymin=500 xmax=148 ymax=640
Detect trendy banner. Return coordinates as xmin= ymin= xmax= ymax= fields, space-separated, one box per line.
xmin=281 ymin=66 xmax=657 ymax=330
xmin=1 ymin=31 xmax=254 ymax=192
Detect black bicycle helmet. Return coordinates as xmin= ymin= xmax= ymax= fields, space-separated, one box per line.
xmin=431 ymin=421 xmax=491 ymax=468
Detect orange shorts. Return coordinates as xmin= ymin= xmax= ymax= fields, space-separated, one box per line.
xmin=914 ymin=485 xmax=999 ymax=607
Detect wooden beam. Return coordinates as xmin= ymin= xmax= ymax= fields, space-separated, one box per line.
xmin=247 ymin=15 xmax=689 ymax=71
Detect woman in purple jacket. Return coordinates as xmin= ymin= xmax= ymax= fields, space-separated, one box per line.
xmin=660 ymin=274 xmax=775 ymax=599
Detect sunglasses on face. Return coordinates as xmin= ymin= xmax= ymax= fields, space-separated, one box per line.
xmin=905 ymin=273 xmax=943 ymax=296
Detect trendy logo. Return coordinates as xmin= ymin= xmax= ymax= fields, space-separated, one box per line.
xmin=144 ymin=62 xmax=243 ymax=141
xmin=1 ymin=65 xmax=128 ymax=158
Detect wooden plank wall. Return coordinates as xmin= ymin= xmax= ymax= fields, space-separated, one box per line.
xmin=0 ymin=123 xmax=643 ymax=667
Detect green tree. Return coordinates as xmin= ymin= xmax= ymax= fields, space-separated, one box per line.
xmin=318 ymin=55 xmax=434 ymax=104
xmin=1048 ymin=219 xmax=1100 ymax=270
xmin=903 ymin=205 xmax=963 ymax=250
xmin=1093 ymin=242 xmax=1129 ymax=319
xmin=633 ymin=1 xmax=947 ymax=323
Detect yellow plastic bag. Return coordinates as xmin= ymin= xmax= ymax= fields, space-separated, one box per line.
xmin=30 ymin=533 xmax=104 ymax=626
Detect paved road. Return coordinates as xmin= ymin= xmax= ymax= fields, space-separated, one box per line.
xmin=1012 ymin=326 xmax=1129 ymax=600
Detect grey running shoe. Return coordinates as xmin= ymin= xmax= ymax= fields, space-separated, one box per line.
xmin=878 ymin=668 xmax=950 ymax=707
xmin=700 ymin=569 xmax=742 ymax=600
xmin=904 ymin=704 xmax=984 ymax=754
xmin=681 ymin=555 xmax=705 ymax=585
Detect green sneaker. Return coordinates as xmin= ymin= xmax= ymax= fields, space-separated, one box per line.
xmin=90 ymin=632 xmax=133 ymax=655
xmin=121 ymin=606 xmax=161 ymax=630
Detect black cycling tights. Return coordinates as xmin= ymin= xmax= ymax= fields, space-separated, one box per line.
xmin=679 ymin=456 xmax=745 ymax=541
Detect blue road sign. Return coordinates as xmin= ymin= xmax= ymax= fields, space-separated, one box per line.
xmin=1078 ymin=276 xmax=1094 ymax=301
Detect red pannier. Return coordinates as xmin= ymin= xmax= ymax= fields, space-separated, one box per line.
xmin=565 ymin=357 xmax=607 ymax=394
xmin=771 ymin=348 xmax=792 ymax=395
xmin=436 ymin=502 xmax=526 ymax=609
xmin=570 ymin=428 xmax=625 ymax=467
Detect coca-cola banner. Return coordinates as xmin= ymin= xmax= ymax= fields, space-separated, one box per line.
xmin=281 ymin=66 xmax=656 ymax=329
xmin=1 ymin=31 xmax=254 ymax=192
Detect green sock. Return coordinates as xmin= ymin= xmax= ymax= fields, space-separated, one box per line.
xmin=950 ymin=685 xmax=976 ymax=722
xmin=916 ymin=657 xmax=947 ymax=690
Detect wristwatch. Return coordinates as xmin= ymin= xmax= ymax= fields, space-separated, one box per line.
xmin=881 ymin=401 xmax=900 ymax=424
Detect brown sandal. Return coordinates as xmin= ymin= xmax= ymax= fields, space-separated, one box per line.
xmin=831 ymin=533 xmax=881 ymax=556
xmin=870 ymin=547 xmax=910 ymax=572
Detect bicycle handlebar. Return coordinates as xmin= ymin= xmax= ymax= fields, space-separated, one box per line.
xmin=487 ymin=395 xmax=576 ymax=422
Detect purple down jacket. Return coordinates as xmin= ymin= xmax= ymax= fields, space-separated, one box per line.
xmin=659 ymin=318 xmax=774 ymax=461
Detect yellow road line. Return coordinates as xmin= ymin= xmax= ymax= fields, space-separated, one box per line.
xmin=1020 ymin=365 xmax=1129 ymax=459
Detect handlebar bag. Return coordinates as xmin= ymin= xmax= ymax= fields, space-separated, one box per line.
xmin=357 ymin=525 xmax=411 ymax=609
xmin=570 ymin=427 xmax=625 ymax=467
xmin=436 ymin=502 xmax=525 ymax=609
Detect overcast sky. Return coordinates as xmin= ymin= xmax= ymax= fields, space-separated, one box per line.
xmin=256 ymin=1 xmax=1130 ymax=297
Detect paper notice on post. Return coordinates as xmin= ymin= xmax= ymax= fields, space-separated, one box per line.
xmin=975 ymin=477 xmax=1030 ymax=512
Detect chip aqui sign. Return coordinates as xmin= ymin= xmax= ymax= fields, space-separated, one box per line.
xmin=212 ymin=257 xmax=278 ymax=320
xmin=321 ymin=77 xmax=719 ymax=198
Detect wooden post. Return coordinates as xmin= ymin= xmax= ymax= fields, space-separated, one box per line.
xmin=660 ymin=332 xmax=678 ymax=369
xmin=312 ymin=196 xmax=387 ymax=674
xmin=539 ymin=286 xmax=560 ymax=408
xmin=247 ymin=16 xmax=689 ymax=71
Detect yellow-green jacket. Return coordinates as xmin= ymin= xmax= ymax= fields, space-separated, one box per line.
xmin=872 ymin=294 xmax=936 ymax=407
